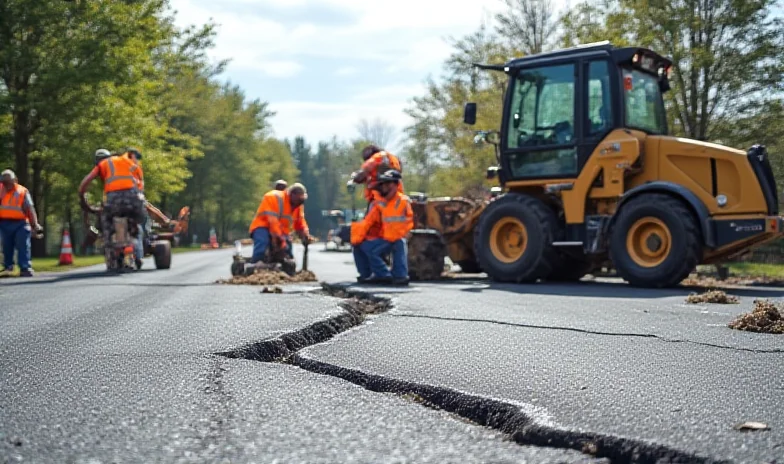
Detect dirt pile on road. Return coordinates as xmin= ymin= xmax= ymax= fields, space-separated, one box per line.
xmin=685 ymin=289 xmax=739 ymax=304
xmin=682 ymin=275 xmax=784 ymax=288
xmin=217 ymin=269 xmax=317 ymax=286
xmin=728 ymin=299 xmax=784 ymax=334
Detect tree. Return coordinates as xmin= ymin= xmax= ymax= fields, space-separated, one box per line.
xmin=494 ymin=0 xmax=559 ymax=54
xmin=560 ymin=0 xmax=784 ymax=141
xmin=402 ymin=22 xmax=512 ymax=196
xmin=355 ymin=117 xmax=397 ymax=149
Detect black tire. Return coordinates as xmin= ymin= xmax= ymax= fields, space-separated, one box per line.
xmin=609 ymin=193 xmax=701 ymax=288
xmin=456 ymin=259 xmax=482 ymax=273
xmin=153 ymin=240 xmax=172 ymax=270
xmin=473 ymin=193 xmax=559 ymax=283
xmin=546 ymin=253 xmax=594 ymax=281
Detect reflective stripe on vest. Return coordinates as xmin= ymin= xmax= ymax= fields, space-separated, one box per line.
xmin=256 ymin=194 xmax=294 ymax=222
xmin=107 ymin=157 xmax=137 ymax=184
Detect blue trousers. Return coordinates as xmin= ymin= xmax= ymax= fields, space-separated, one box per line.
xmin=135 ymin=215 xmax=147 ymax=261
xmin=0 ymin=220 xmax=31 ymax=271
xmin=353 ymin=238 xmax=407 ymax=278
xmin=251 ymin=227 xmax=292 ymax=262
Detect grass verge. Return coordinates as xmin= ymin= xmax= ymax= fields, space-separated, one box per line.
xmin=1 ymin=246 xmax=203 ymax=275
xmin=725 ymin=263 xmax=784 ymax=279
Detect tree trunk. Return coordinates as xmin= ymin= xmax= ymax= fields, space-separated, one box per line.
xmin=12 ymin=109 xmax=30 ymax=187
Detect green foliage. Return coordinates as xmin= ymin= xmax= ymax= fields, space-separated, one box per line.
xmin=0 ymin=0 xmax=300 ymax=249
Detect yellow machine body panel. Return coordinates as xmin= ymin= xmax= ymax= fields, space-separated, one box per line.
xmin=627 ymin=136 xmax=769 ymax=216
xmin=505 ymin=130 xmax=771 ymax=225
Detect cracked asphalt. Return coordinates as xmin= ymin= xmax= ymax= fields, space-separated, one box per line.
xmin=0 ymin=248 xmax=594 ymax=463
xmin=2 ymin=245 xmax=783 ymax=462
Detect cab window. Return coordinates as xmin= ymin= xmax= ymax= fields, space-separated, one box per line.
xmin=623 ymin=68 xmax=667 ymax=134
xmin=506 ymin=63 xmax=577 ymax=178
xmin=588 ymin=60 xmax=613 ymax=136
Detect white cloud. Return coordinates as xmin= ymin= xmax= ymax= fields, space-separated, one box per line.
xmin=166 ymin=0 xmax=571 ymax=147
xmin=334 ymin=66 xmax=358 ymax=76
xmin=268 ymin=82 xmax=427 ymax=152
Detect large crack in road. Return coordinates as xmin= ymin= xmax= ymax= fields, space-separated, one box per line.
xmin=215 ymin=282 xmax=727 ymax=464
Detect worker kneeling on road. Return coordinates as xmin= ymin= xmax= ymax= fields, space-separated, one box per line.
xmin=0 ymin=169 xmax=44 ymax=276
xmin=248 ymin=183 xmax=313 ymax=263
xmin=350 ymin=169 xmax=413 ymax=286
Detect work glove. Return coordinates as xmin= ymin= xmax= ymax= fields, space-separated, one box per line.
xmin=33 ymin=224 xmax=44 ymax=239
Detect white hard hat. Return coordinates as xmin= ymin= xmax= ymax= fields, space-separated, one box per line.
xmin=95 ymin=148 xmax=111 ymax=157
xmin=1 ymin=169 xmax=15 ymax=179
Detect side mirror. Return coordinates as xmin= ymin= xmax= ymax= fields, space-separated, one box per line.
xmin=463 ymin=102 xmax=477 ymax=125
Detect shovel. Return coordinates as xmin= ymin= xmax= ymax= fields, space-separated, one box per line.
xmin=301 ymin=238 xmax=309 ymax=272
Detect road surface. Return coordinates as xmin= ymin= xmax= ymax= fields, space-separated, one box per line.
xmin=1 ymin=245 xmax=782 ymax=463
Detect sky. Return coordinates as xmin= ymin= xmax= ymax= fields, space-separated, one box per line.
xmin=167 ymin=0 xmax=567 ymax=152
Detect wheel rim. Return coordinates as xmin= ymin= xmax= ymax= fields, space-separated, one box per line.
xmin=626 ymin=217 xmax=672 ymax=268
xmin=489 ymin=217 xmax=528 ymax=263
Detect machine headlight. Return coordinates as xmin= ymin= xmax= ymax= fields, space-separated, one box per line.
xmin=717 ymin=194 xmax=728 ymax=207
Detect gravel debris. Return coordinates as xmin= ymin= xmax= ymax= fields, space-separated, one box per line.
xmin=685 ymin=289 xmax=739 ymax=304
xmin=217 ymin=269 xmax=317 ymax=286
xmin=728 ymin=299 xmax=784 ymax=334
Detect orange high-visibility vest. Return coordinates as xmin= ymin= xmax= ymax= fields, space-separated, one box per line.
xmin=249 ymin=189 xmax=309 ymax=236
xmin=351 ymin=191 xmax=413 ymax=244
xmin=361 ymin=151 xmax=404 ymax=201
xmin=97 ymin=156 xmax=140 ymax=193
xmin=0 ymin=184 xmax=30 ymax=222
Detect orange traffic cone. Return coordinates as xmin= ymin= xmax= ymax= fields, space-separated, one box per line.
xmin=209 ymin=228 xmax=218 ymax=249
xmin=59 ymin=229 xmax=73 ymax=265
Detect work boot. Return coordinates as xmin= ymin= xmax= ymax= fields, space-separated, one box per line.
xmin=19 ymin=269 xmax=34 ymax=277
xmin=392 ymin=277 xmax=409 ymax=286
xmin=365 ymin=275 xmax=392 ymax=284
xmin=356 ymin=276 xmax=371 ymax=283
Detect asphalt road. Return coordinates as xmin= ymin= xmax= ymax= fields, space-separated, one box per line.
xmin=2 ymin=245 xmax=783 ymax=462
xmin=0 ymin=247 xmax=596 ymax=463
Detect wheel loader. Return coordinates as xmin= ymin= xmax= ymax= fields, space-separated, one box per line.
xmin=458 ymin=41 xmax=783 ymax=288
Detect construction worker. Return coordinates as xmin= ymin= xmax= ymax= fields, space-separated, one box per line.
xmin=350 ymin=169 xmax=413 ymax=285
xmin=248 ymin=183 xmax=313 ymax=263
xmin=0 ymin=169 xmax=43 ymax=276
xmin=78 ymin=147 xmax=145 ymax=252
xmin=274 ymin=179 xmax=288 ymax=191
xmin=347 ymin=145 xmax=405 ymax=208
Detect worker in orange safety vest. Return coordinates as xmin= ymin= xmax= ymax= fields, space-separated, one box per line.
xmin=248 ymin=183 xmax=314 ymax=263
xmin=347 ymin=145 xmax=404 ymax=207
xmin=78 ymin=147 xmax=146 ymax=252
xmin=350 ymin=169 xmax=413 ymax=286
xmin=0 ymin=169 xmax=43 ymax=276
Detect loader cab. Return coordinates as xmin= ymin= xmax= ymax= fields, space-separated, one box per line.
xmin=465 ymin=42 xmax=672 ymax=183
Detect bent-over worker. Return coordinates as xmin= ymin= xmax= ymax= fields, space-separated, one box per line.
xmin=0 ymin=169 xmax=43 ymax=276
xmin=347 ymin=145 xmax=405 ymax=207
xmin=78 ymin=148 xmax=145 ymax=249
xmin=350 ymin=169 xmax=413 ymax=286
xmin=248 ymin=183 xmax=313 ymax=263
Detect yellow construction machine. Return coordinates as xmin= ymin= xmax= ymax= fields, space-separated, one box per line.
xmin=407 ymin=194 xmax=486 ymax=280
xmin=457 ymin=41 xmax=783 ymax=288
